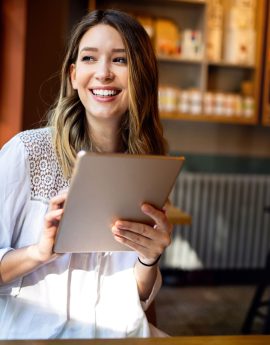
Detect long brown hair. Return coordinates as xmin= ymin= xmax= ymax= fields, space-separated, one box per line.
xmin=48 ymin=9 xmax=167 ymax=178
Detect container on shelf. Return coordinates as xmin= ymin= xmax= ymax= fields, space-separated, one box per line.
xmin=223 ymin=0 xmax=256 ymax=65
xmin=181 ymin=30 xmax=203 ymax=60
xmin=158 ymin=86 xmax=179 ymax=113
xmin=207 ymin=0 xmax=223 ymax=61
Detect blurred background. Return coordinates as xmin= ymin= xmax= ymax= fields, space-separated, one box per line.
xmin=1 ymin=0 xmax=270 ymax=337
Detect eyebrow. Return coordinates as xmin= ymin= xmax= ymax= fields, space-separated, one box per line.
xmin=80 ymin=47 xmax=126 ymax=53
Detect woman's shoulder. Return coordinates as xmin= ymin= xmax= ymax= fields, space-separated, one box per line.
xmin=18 ymin=127 xmax=53 ymax=153
xmin=18 ymin=127 xmax=68 ymax=199
xmin=1 ymin=127 xmax=53 ymax=160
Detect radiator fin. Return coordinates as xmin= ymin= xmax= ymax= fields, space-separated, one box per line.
xmin=164 ymin=173 xmax=270 ymax=269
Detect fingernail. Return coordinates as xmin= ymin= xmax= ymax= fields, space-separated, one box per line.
xmin=115 ymin=221 xmax=124 ymax=228
xmin=142 ymin=204 xmax=150 ymax=213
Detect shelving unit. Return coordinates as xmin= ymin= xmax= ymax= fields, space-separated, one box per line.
xmin=89 ymin=0 xmax=267 ymax=125
xmin=262 ymin=0 xmax=270 ymax=126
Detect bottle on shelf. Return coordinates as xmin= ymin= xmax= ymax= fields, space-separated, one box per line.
xmin=223 ymin=0 xmax=256 ymax=65
xmin=207 ymin=0 xmax=223 ymax=62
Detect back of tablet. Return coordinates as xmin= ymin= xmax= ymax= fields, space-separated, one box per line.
xmin=54 ymin=152 xmax=185 ymax=253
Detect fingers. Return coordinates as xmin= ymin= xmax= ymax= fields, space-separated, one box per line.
xmin=48 ymin=192 xmax=68 ymax=212
xmin=44 ymin=192 xmax=67 ymax=233
xmin=112 ymin=226 xmax=147 ymax=248
xmin=112 ymin=224 xmax=150 ymax=248
xmin=111 ymin=204 xmax=173 ymax=259
xmin=141 ymin=203 xmax=173 ymax=235
xmin=112 ymin=223 xmax=170 ymax=260
xmin=44 ymin=208 xmax=64 ymax=229
xmin=116 ymin=219 xmax=151 ymax=237
xmin=112 ymin=203 xmax=172 ymax=242
xmin=36 ymin=192 xmax=67 ymax=263
xmin=112 ymin=222 xmax=171 ymax=248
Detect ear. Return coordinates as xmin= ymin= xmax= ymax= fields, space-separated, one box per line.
xmin=70 ymin=63 xmax=78 ymax=90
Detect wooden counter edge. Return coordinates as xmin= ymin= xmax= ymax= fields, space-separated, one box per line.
xmin=1 ymin=335 xmax=270 ymax=345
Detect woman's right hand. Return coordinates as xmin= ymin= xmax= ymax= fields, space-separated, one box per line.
xmin=0 ymin=192 xmax=68 ymax=284
xmin=35 ymin=192 xmax=67 ymax=263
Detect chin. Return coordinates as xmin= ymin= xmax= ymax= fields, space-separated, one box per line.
xmin=91 ymin=111 xmax=123 ymax=121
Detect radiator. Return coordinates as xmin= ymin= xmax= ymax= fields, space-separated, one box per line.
xmin=163 ymin=173 xmax=270 ymax=270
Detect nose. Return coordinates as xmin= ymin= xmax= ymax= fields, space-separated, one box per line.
xmin=95 ymin=61 xmax=114 ymax=82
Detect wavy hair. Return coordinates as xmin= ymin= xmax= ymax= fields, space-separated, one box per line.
xmin=48 ymin=9 xmax=168 ymax=178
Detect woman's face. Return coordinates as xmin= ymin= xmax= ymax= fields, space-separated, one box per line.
xmin=70 ymin=24 xmax=129 ymax=125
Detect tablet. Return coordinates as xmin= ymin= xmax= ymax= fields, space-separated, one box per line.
xmin=53 ymin=152 xmax=185 ymax=253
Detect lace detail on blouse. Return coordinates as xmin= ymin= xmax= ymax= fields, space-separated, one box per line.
xmin=19 ymin=128 xmax=69 ymax=201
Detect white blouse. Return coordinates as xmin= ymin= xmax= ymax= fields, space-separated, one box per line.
xmin=0 ymin=128 xmax=162 ymax=339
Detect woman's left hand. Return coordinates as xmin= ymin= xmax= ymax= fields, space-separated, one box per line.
xmin=111 ymin=203 xmax=173 ymax=265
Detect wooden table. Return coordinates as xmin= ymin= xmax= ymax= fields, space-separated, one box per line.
xmin=166 ymin=205 xmax=192 ymax=225
xmin=0 ymin=335 xmax=270 ymax=345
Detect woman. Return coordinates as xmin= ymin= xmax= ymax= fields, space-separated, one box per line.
xmin=0 ymin=9 xmax=172 ymax=339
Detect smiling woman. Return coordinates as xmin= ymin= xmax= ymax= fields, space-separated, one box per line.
xmin=0 ymin=9 xmax=170 ymax=340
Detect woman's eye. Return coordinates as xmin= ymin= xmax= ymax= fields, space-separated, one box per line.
xmin=81 ymin=56 xmax=95 ymax=62
xmin=113 ymin=57 xmax=127 ymax=64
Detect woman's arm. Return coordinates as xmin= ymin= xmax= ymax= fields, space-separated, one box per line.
xmin=133 ymin=258 xmax=159 ymax=301
xmin=112 ymin=203 xmax=173 ymax=301
xmin=0 ymin=193 xmax=66 ymax=284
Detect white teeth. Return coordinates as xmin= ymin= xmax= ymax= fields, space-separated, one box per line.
xmin=92 ymin=89 xmax=118 ymax=96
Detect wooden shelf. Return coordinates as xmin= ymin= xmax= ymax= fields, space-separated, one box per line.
xmin=122 ymin=0 xmax=207 ymax=5
xmin=207 ymin=61 xmax=255 ymax=69
xmin=262 ymin=0 xmax=270 ymax=126
xmin=157 ymin=55 xmax=203 ymax=64
xmin=156 ymin=0 xmax=206 ymax=5
xmin=158 ymin=57 xmax=256 ymax=69
xmin=160 ymin=112 xmax=257 ymax=125
xmin=91 ymin=0 xmax=207 ymax=8
xmin=169 ymin=0 xmax=206 ymax=4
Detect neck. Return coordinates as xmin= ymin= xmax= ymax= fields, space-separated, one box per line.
xmin=88 ymin=119 xmax=122 ymax=153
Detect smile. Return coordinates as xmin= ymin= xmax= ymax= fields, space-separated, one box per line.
xmin=91 ymin=89 xmax=121 ymax=97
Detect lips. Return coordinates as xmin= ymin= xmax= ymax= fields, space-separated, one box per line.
xmin=90 ymin=88 xmax=121 ymax=97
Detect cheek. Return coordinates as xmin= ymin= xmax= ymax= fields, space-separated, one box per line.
xmin=76 ymin=66 xmax=92 ymax=86
xmin=76 ymin=75 xmax=88 ymax=87
xmin=123 ymin=93 xmax=129 ymax=108
xmin=123 ymin=70 xmax=129 ymax=88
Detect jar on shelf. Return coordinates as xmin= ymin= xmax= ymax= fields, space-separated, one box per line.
xmin=203 ymin=92 xmax=214 ymax=115
xmin=223 ymin=94 xmax=235 ymax=116
xmin=158 ymin=86 xmax=179 ymax=112
xmin=178 ymin=90 xmax=190 ymax=114
xmin=189 ymin=89 xmax=202 ymax=115
xmin=214 ymin=92 xmax=226 ymax=115
xmin=243 ymin=96 xmax=255 ymax=117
